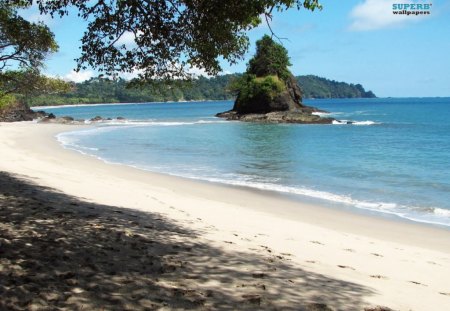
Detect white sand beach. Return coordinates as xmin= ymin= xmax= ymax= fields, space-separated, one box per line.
xmin=1 ymin=122 xmax=449 ymax=310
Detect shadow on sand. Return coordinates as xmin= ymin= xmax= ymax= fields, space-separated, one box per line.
xmin=0 ymin=171 xmax=378 ymax=310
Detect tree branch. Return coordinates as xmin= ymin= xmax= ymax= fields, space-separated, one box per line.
xmin=264 ymin=13 xmax=289 ymax=44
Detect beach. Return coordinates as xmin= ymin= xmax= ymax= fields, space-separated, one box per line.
xmin=1 ymin=122 xmax=449 ymax=310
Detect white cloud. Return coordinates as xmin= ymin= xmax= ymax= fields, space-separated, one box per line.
xmin=64 ymin=70 xmax=94 ymax=83
xmin=349 ymin=0 xmax=428 ymax=31
xmin=118 ymin=69 xmax=144 ymax=80
xmin=115 ymin=31 xmax=137 ymax=47
xmin=18 ymin=4 xmax=54 ymax=25
xmin=187 ymin=66 xmax=209 ymax=77
xmin=114 ymin=31 xmax=144 ymax=48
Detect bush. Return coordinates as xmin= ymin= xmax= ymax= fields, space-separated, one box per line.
xmin=236 ymin=74 xmax=285 ymax=104
xmin=0 ymin=94 xmax=17 ymax=110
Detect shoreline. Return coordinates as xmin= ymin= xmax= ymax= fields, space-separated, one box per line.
xmin=31 ymin=99 xmax=232 ymax=110
xmin=1 ymin=122 xmax=449 ymax=310
xmin=56 ymin=123 xmax=450 ymax=232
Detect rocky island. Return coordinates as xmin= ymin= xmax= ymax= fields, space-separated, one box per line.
xmin=217 ymin=35 xmax=334 ymax=124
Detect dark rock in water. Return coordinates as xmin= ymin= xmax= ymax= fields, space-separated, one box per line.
xmin=233 ymin=76 xmax=302 ymax=114
xmin=90 ymin=116 xmax=103 ymax=122
xmin=216 ymin=110 xmax=333 ymax=124
xmin=61 ymin=116 xmax=74 ymax=121
xmin=39 ymin=115 xmax=83 ymax=124
xmin=216 ymin=74 xmax=334 ymax=124
xmin=116 ymin=116 xmax=126 ymax=120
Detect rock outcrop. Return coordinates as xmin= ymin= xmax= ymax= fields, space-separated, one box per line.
xmin=0 ymin=102 xmax=48 ymax=122
xmin=216 ymin=75 xmax=334 ymax=124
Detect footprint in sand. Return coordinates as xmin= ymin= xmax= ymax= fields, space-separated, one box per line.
xmin=310 ymin=240 xmax=324 ymax=245
xmin=338 ymin=265 xmax=355 ymax=270
xmin=241 ymin=294 xmax=261 ymax=305
xmin=409 ymin=281 xmax=427 ymax=286
xmin=371 ymin=253 xmax=383 ymax=257
xmin=343 ymin=248 xmax=355 ymax=252
xmin=439 ymin=292 xmax=450 ymax=296
xmin=252 ymin=273 xmax=266 ymax=279
xmin=259 ymin=245 xmax=272 ymax=253
xmin=370 ymin=275 xmax=388 ymax=279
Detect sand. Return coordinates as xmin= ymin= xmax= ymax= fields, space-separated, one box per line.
xmin=0 ymin=121 xmax=449 ymax=310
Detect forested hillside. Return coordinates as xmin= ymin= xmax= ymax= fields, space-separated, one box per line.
xmin=297 ymin=75 xmax=376 ymax=99
xmin=29 ymin=74 xmax=376 ymax=106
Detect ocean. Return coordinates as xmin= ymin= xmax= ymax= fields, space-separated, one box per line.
xmin=38 ymin=98 xmax=450 ymax=227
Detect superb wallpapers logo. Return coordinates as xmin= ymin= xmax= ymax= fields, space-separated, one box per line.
xmin=392 ymin=2 xmax=432 ymax=15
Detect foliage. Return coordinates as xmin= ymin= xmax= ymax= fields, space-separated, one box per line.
xmin=28 ymin=75 xmax=236 ymax=106
xmin=0 ymin=2 xmax=68 ymax=106
xmin=0 ymin=2 xmax=57 ymax=70
xmin=297 ymin=75 xmax=376 ymax=98
xmin=11 ymin=0 xmax=322 ymax=80
xmin=0 ymin=93 xmax=16 ymax=109
xmin=28 ymin=74 xmax=376 ymax=106
xmin=1 ymin=69 xmax=71 ymax=93
xmin=232 ymin=35 xmax=293 ymax=108
xmin=234 ymin=74 xmax=285 ymax=106
xmin=247 ymin=35 xmax=292 ymax=81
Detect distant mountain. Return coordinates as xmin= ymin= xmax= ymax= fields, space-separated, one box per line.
xmin=297 ymin=75 xmax=376 ymax=99
xmin=28 ymin=74 xmax=375 ymax=107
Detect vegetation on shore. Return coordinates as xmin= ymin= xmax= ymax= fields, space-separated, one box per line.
xmin=27 ymin=74 xmax=375 ymax=107
xmin=298 ymin=75 xmax=376 ymax=99
xmin=0 ymin=2 xmax=71 ymax=114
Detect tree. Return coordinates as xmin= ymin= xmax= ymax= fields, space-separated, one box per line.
xmin=11 ymin=0 xmax=321 ymax=81
xmin=0 ymin=1 xmax=70 ymax=108
xmin=0 ymin=2 xmax=69 ymax=106
xmin=248 ymin=34 xmax=292 ymax=81
xmin=0 ymin=69 xmax=72 ymax=105
xmin=0 ymin=2 xmax=57 ymax=71
xmin=229 ymin=35 xmax=297 ymax=113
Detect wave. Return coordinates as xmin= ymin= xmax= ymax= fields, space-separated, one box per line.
xmin=312 ymin=112 xmax=330 ymax=116
xmin=54 ymin=118 xmax=448 ymax=228
xmin=116 ymin=165 xmax=449 ymax=227
xmin=32 ymin=102 xmax=164 ymax=110
xmin=191 ymin=177 xmax=450 ymax=227
xmin=89 ymin=119 xmax=229 ymax=127
xmin=332 ymin=120 xmax=381 ymax=125
xmin=55 ymin=131 xmax=450 ymax=228
xmin=312 ymin=111 xmax=345 ymax=117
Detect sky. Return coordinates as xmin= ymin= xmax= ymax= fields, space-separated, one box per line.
xmin=20 ymin=0 xmax=450 ymax=97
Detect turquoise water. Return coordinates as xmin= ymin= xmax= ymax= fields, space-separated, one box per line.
xmin=40 ymin=98 xmax=450 ymax=227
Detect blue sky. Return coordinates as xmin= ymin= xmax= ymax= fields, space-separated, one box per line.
xmin=21 ymin=0 xmax=450 ymax=97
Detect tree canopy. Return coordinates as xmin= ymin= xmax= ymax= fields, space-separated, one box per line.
xmin=248 ymin=34 xmax=292 ymax=81
xmin=230 ymin=35 xmax=295 ymax=111
xmin=0 ymin=2 xmax=69 ymax=107
xmin=9 ymin=0 xmax=321 ymax=80
xmin=0 ymin=2 xmax=57 ymax=71
xmin=27 ymin=74 xmax=376 ymax=106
